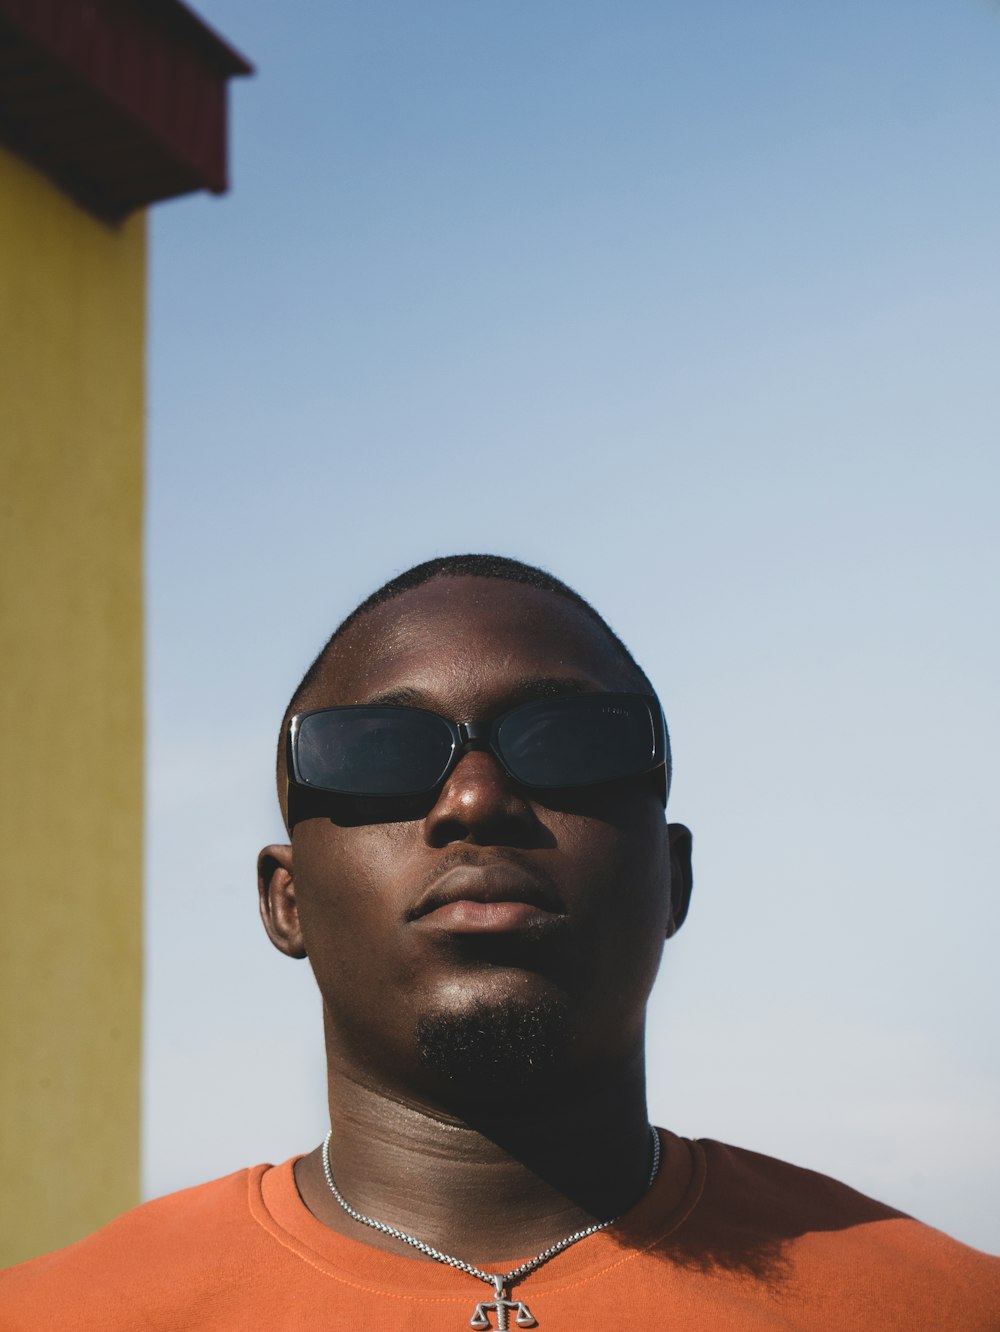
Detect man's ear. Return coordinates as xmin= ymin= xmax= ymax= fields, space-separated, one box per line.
xmin=665 ymin=823 xmax=693 ymax=938
xmin=257 ymin=844 xmax=308 ymax=959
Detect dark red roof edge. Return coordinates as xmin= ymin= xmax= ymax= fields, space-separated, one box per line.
xmin=0 ymin=0 xmax=252 ymax=220
xmin=140 ymin=0 xmax=253 ymax=77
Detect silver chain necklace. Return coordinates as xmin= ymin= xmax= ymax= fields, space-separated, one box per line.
xmin=321 ymin=1125 xmax=660 ymax=1331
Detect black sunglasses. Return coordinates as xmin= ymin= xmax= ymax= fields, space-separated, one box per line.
xmin=286 ymin=692 xmax=668 ymax=820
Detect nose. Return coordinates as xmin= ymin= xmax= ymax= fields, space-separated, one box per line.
xmin=424 ymin=748 xmax=538 ymax=849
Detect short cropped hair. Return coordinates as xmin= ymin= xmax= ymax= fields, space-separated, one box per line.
xmin=287 ymin=553 xmax=656 ymax=714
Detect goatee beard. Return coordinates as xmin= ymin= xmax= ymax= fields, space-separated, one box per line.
xmin=415 ymin=997 xmax=571 ymax=1095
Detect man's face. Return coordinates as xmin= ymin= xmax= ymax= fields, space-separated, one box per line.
xmin=262 ymin=577 xmax=685 ymax=1102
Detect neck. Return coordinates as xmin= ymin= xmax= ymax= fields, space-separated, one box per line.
xmin=294 ymin=1051 xmax=658 ymax=1265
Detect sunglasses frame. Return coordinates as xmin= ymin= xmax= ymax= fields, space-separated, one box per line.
xmin=286 ymin=692 xmax=668 ymax=815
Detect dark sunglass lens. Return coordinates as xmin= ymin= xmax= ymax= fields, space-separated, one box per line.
xmin=295 ymin=709 xmax=455 ymax=796
xmin=496 ymin=695 xmax=657 ymax=787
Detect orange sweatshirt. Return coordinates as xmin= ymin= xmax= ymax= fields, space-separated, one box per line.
xmin=2 ymin=1133 xmax=998 ymax=1330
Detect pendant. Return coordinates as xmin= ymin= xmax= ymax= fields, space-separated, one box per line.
xmin=469 ymin=1276 xmax=537 ymax=1330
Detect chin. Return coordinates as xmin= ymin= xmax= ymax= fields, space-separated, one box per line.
xmin=414 ymin=993 xmax=572 ymax=1096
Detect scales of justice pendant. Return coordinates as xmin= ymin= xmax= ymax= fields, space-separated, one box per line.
xmin=469 ymin=1275 xmax=537 ymax=1330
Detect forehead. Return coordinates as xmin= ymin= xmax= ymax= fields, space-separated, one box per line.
xmin=310 ymin=576 xmax=637 ymax=711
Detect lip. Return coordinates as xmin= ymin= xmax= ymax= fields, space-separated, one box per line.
xmin=407 ymin=864 xmax=563 ymax=934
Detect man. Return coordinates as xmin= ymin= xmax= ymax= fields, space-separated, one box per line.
xmin=3 ymin=554 xmax=998 ymax=1329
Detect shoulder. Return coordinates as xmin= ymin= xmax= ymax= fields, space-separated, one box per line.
xmin=691 ymin=1136 xmax=997 ymax=1256
xmin=694 ymin=1138 xmax=909 ymax=1229
xmin=0 ymin=1165 xmax=273 ymax=1330
xmin=669 ymin=1137 xmax=1000 ymax=1325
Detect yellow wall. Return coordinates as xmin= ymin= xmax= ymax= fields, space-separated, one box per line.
xmin=0 ymin=145 xmax=145 ymax=1266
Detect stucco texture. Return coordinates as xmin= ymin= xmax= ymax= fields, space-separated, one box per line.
xmin=0 ymin=144 xmax=145 ymax=1265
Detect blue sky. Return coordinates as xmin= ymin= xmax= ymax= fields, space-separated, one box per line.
xmin=145 ymin=1 xmax=1000 ymax=1252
